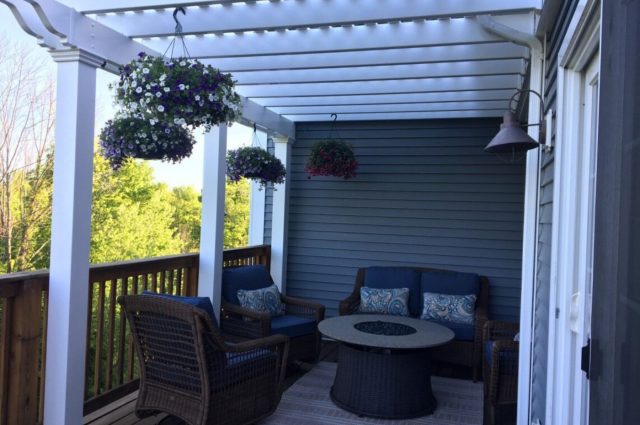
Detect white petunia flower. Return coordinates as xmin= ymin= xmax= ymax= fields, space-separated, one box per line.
xmin=178 ymin=84 xmax=185 ymax=90
xmin=142 ymin=68 xmax=149 ymax=74
xmin=195 ymin=95 xmax=200 ymax=101
xmin=156 ymin=92 xmax=162 ymax=98
xmin=164 ymin=87 xmax=170 ymax=92
xmin=159 ymin=74 xmax=166 ymax=81
xmin=157 ymin=105 xmax=165 ymax=112
xmin=135 ymin=87 xmax=143 ymax=93
xmin=180 ymin=61 xmax=186 ymax=66
xmin=131 ymin=81 xmax=137 ymax=88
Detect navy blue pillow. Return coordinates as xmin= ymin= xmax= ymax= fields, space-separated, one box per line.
xmin=142 ymin=291 xmax=218 ymax=327
xmin=363 ymin=267 xmax=421 ymax=316
xmin=221 ymin=265 xmax=273 ymax=305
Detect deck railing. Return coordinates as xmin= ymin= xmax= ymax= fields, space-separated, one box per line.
xmin=0 ymin=244 xmax=271 ymax=425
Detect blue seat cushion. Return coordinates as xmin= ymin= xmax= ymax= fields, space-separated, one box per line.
xmin=222 ymin=265 xmax=273 ymax=305
xmin=363 ymin=267 xmax=421 ymax=316
xmin=270 ymin=315 xmax=316 ymax=338
xmin=425 ymin=319 xmax=475 ymax=341
xmin=484 ymin=341 xmax=519 ymax=375
xmin=420 ymin=270 xmax=480 ymax=307
xmin=142 ymin=291 xmax=218 ymax=327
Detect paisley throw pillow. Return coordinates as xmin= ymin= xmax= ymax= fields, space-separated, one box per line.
xmin=420 ymin=292 xmax=477 ymax=324
xmin=237 ymin=284 xmax=285 ymax=317
xmin=358 ymin=287 xmax=410 ymax=316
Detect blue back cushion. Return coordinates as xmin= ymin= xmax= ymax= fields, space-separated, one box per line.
xmin=363 ymin=267 xmax=421 ymax=316
xmin=420 ymin=270 xmax=480 ymax=299
xmin=142 ymin=291 xmax=218 ymax=327
xmin=222 ymin=265 xmax=273 ymax=305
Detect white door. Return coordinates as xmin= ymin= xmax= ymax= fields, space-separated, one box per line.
xmin=571 ymin=51 xmax=599 ymax=425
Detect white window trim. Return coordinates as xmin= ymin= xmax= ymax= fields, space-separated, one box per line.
xmin=545 ymin=1 xmax=600 ymax=424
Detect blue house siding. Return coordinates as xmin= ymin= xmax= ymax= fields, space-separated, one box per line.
xmin=286 ymin=119 xmax=525 ymax=320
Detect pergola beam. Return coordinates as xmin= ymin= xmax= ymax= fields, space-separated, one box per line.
xmin=232 ymin=59 xmax=524 ymax=86
xmin=238 ymin=75 xmax=522 ymax=98
xmin=204 ymin=43 xmax=528 ymax=73
xmin=254 ymin=89 xmax=518 ymax=108
xmin=84 ymin=0 xmax=539 ymax=37
xmin=139 ymin=15 xmax=532 ymax=58
xmin=269 ymin=100 xmax=510 ymax=116
xmin=285 ymin=110 xmax=503 ymax=122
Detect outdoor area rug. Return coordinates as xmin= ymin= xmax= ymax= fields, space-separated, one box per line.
xmin=260 ymin=361 xmax=483 ymax=425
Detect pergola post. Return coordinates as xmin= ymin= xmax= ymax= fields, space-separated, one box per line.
xmin=270 ymin=136 xmax=293 ymax=292
xmin=198 ymin=125 xmax=228 ymax=317
xmin=44 ymin=50 xmax=100 ymax=425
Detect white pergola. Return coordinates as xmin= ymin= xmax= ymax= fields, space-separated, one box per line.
xmin=2 ymin=1 xmax=543 ymax=423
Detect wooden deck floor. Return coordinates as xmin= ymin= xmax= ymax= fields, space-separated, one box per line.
xmin=84 ymin=343 xmax=339 ymax=425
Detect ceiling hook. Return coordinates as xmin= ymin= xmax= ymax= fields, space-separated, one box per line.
xmin=253 ymin=123 xmax=257 ymax=133
xmin=173 ymin=7 xmax=186 ymax=34
xmin=331 ymin=113 xmax=338 ymax=122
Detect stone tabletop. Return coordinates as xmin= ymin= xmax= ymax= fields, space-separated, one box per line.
xmin=318 ymin=314 xmax=454 ymax=350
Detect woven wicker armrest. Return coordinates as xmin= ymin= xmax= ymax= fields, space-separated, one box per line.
xmin=338 ymin=292 xmax=361 ymax=315
xmin=483 ymin=320 xmax=520 ymax=341
xmin=226 ymin=334 xmax=290 ymax=386
xmin=281 ymin=295 xmax=326 ymax=321
xmin=488 ymin=339 xmax=519 ymax=403
xmin=221 ymin=301 xmax=271 ymax=338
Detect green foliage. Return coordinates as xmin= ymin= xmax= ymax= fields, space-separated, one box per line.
xmin=224 ymin=178 xmax=250 ymax=248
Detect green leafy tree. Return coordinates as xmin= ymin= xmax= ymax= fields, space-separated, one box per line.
xmin=224 ymin=178 xmax=250 ymax=248
xmin=171 ymin=186 xmax=201 ymax=252
xmin=90 ymin=155 xmax=183 ymax=263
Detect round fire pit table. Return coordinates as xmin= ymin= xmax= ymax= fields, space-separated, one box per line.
xmin=318 ymin=314 xmax=454 ymax=419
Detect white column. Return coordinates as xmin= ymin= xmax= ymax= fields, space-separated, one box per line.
xmin=517 ymin=46 xmax=544 ymax=425
xmin=44 ymin=50 xmax=100 ymax=425
xmin=248 ymin=134 xmax=267 ymax=245
xmin=198 ymin=125 xmax=228 ymax=317
xmin=269 ymin=137 xmax=293 ymax=292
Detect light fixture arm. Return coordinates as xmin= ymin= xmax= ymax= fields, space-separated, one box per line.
xmin=508 ymin=89 xmax=546 ymax=144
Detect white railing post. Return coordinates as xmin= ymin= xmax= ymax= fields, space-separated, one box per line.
xmin=270 ymin=136 xmax=293 ymax=292
xmin=44 ymin=49 xmax=100 ymax=425
xmin=198 ymin=125 xmax=228 ymax=318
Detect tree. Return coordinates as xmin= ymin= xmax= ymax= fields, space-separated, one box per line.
xmin=0 ymin=35 xmax=55 ymax=272
xmin=171 ymin=186 xmax=201 ymax=252
xmin=224 ymin=178 xmax=250 ymax=248
xmin=90 ymin=154 xmax=184 ymax=263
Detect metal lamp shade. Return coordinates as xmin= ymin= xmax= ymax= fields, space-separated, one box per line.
xmin=484 ymin=111 xmax=540 ymax=154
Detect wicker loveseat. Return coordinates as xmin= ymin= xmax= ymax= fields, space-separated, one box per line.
xmin=119 ymin=294 xmax=289 ymax=425
xmin=339 ymin=266 xmax=489 ymax=380
xmin=220 ymin=265 xmax=325 ymax=363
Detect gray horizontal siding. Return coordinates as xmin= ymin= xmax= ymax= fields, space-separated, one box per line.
xmin=286 ymin=119 xmax=525 ymax=321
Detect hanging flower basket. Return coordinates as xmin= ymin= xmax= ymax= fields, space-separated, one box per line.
xmin=305 ymin=139 xmax=358 ymax=179
xmin=99 ymin=116 xmax=196 ymax=169
xmin=112 ymin=52 xmax=242 ymax=131
xmin=226 ymin=147 xmax=286 ymax=188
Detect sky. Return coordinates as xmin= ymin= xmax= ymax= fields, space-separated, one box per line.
xmin=1 ymin=5 xmax=256 ymax=191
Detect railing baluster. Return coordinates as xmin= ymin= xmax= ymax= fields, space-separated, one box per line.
xmin=105 ymin=279 xmax=116 ymax=390
xmin=117 ymin=277 xmax=128 ymax=385
xmin=93 ymin=282 xmax=106 ymax=397
xmin=0 ymin=297 xmax=13 ymax=425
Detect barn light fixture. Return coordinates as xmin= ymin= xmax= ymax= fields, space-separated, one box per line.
xmin=484 ymin=89 xmax=547 ymax=154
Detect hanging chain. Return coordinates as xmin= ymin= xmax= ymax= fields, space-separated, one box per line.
xmin=163 ymin=7 xmax=191 ymax=59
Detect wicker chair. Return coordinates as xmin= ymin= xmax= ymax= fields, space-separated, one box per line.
xmin=339 ymin=266 xmax=489 ymax=381
xmin=118 ymin=294 xmax=289 ymax=425
xmin=483 ymin=320 xmax=520 ymax=425
xmin=220 ymin=265 xmax=325 ymax=363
